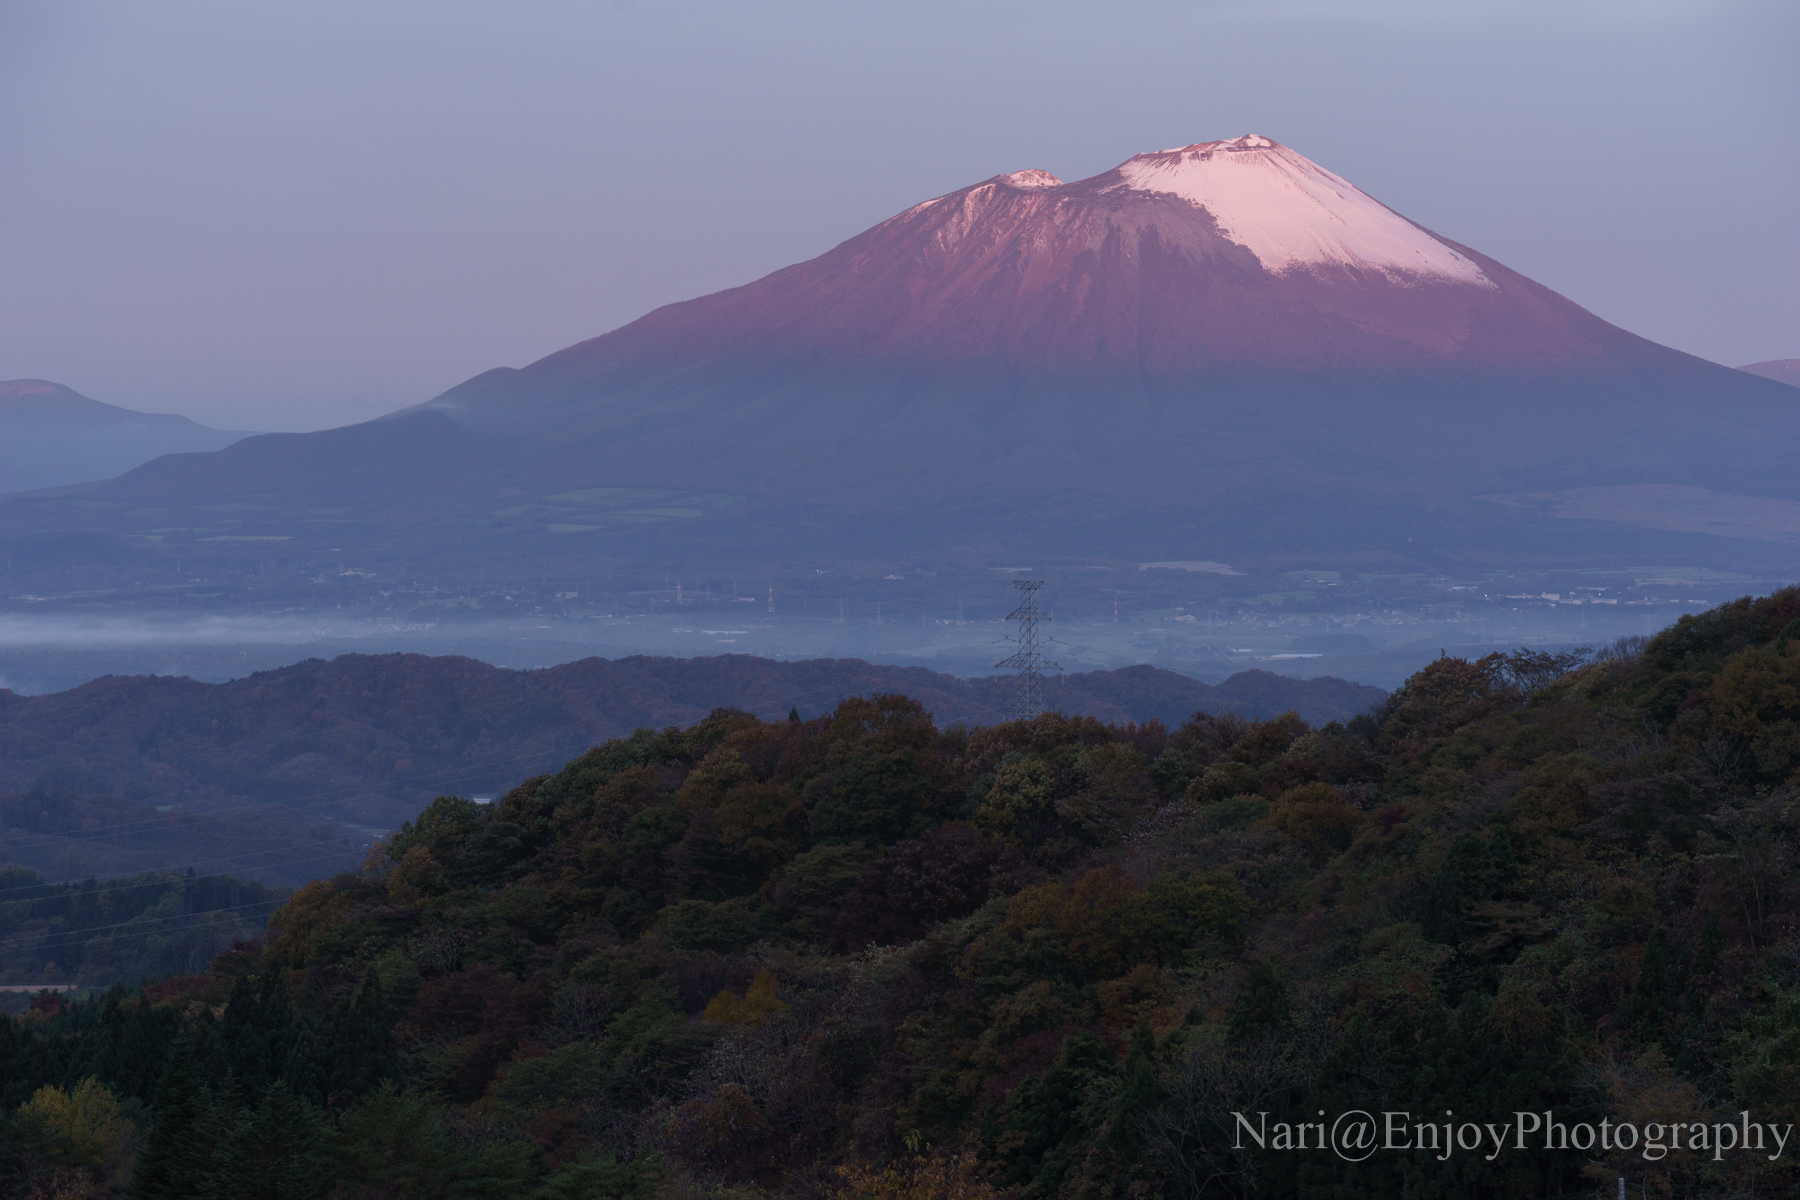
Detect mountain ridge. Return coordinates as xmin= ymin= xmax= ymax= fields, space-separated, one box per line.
xmin=1739 ymin=359 xmax=1800 ymax=388
xmin=0 ymin=378 xmax=248 ymax=494
xmin=0 ymin=652 xmax=1382 ymax=832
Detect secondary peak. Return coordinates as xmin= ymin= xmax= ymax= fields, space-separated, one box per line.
xmin=998 ymin=169 xmax=1063 ymax=189
xmin=1151 ymin=133 xmax=1282 ymax=155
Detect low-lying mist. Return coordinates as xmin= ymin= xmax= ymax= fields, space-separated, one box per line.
xmin=0 ymin=591 xmax=1722 ymax=697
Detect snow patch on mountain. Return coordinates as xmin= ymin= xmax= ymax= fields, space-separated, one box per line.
xmin=1000 ymin=169 xmax=1064 ymax=189
xmin=1115 ymin=135 xmax=1493 ymax=287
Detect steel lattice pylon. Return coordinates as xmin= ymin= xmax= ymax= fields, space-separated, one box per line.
xmin=995 ymin=580 xmax=1061 ymax=720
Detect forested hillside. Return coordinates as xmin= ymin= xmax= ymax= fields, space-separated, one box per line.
xmin=5 ymin=590 xmax=1799 ymax=1198
xmin=0 ymin=653 xmax=1379 ymax=884
xmin=0 ymin=869 xmax=283 ymax=998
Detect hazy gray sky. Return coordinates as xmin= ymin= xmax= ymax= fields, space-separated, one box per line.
xmin=2 ymin=0 xmax=1793 ymax=431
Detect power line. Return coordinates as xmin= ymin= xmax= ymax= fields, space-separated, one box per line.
xmin=0 ymin=895 xmax=291 ymax=958
xmin=0 ymin=659 xmax=1042 ymax=912
xmin=995 ymin=581 xmax=1061 ymax=720
xmin=0 ymin=664 xmax=1010 ymax=898
xmin=9 ymin=658 xmax=1035 ymax=854
xmin=0 ymin=745 xmax=590 ymax=851
xmin=0 ymin=845 xmax=368 ymax=906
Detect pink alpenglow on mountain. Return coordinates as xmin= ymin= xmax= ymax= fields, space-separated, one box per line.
xmin=1738 ymin=360 xmax=1800 ymax=388
xmin=81 ymin=134 xmax=1800 ymax=552
xmin=384 ymin=133 xmax=1793 ymax=508
xmin=430 ymin=133 xmax=1712 ymax=402
xmin=1112 ymin=136 xmax=1492 ymax=283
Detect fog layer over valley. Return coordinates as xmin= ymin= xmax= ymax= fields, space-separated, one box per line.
xmin=0 ymin=558 xmax=1763 ymax=696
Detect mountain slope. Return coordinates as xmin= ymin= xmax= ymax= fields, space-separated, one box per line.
xmin=447 ymin=135 xmax=1679 ymax=388
xmin=0 ymin=379 xmax=248 ymax=493
xmin=402 ymin=134 xmax=1791 ymax=505
xmin=7 ymin=135 xmax=1796 ymax=578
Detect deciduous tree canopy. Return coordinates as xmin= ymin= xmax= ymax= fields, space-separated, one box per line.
xmin=6 ymin=588 xmax=1800 ymax=1197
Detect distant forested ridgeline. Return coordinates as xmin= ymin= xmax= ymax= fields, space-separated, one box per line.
xmin=0 ymin=867 xmax=283 ymax=998
xmin=6 ymin=589 xmax=1800 ymax=1198
xmin=0 ymin=652 xmax=1382 ymax=846
xmin=0 ymin=777 xmax=366 ymax=891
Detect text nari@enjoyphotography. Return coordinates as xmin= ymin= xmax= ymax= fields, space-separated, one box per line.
xmin=1232 ymin=1110 xmax=1795 ymax=1164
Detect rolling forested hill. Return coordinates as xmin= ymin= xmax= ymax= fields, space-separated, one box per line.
xmin=0 ymin=654 xmax=1381 ymax=885
xmin=5 ymin=588 xmax=1799 ymax=1198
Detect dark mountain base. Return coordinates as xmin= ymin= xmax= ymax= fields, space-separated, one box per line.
xmin=5 ymin=370 xmax=1799 ymax=611
xmin=4 ymin=489 xmax=1797 ymax=645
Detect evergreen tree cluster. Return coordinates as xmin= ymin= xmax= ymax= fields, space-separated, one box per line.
xmin=4 ymin=588 xmax=1800 ymax=1198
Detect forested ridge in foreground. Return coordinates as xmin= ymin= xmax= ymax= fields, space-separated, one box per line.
xmin=5 ymin=590 xmax=1800 ymax=1198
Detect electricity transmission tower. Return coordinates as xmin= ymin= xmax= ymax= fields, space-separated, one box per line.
xmin=996 ymin=580 xmax=1061 ymax=720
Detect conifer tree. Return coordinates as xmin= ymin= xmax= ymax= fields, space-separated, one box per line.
xmin=93 ymin=994 xmax=173 ymax=1104
xmin=188 ymin=1006 xmax=232 ymax=1085
xmin=328 ymin=966 xmax=400 ymax=1102
xmin=260 ymin=971 xmax=299 ymax=1066
xmin=196 ymin=1067 xmax=244 ymax=1194
xmin=997 ymin=1034 xmax=1116 ymax=1196
xmin=209 ymin=1080 xmax=327 ymax=1200
xmin=11 ymin=1031 xmax=53 ymax=1109
xmin=121 ymin=994 xmax=174 ymax=1100
xmin=280 ymin=1019 xmax=328 ymax=1106
xmin=0 ymin=1014 xmax=23 ymax=1107
xmin=1619 ymin=926 xmax=1671 ymax=1030
xmin=223 ymin=974 xmax=276 ymax=1096
xmin=1104 ymin=1018 xmax=1162 ymax=1193
xmin=1696 ymin=908 xmax=1723 ymax=977
xmin=130 ymin=1042 xmax=217 ymax=1200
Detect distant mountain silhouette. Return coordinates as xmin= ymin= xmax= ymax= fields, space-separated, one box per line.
xmin=1739 ymin=359 xmax=1800 ymax=388
xmin=0 ymin=653 xmax=1384 ymax=844
xmin=0 ymin=379 xmax=247 ymax=494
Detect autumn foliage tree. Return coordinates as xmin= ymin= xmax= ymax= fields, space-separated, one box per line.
xmin=6 ymin=588 xmax=1800 ymax=1198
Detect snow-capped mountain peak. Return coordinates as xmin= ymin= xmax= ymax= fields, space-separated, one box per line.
xmin=420 ymin=128 xmax=1733 ymax=425
xmin=1114 ymin=134 xmax=1492 ymax=286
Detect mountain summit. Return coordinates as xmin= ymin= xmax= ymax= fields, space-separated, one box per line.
xmin=395 ymin=133 xmax=1787 ymax=508
xmin=24 ymin=134 xmax=1800 ymax=572
xmin=1112 ymin=134 xmax=1492 ymax=284
xmin=428 ymin=133 xmax=1679 ymax=402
